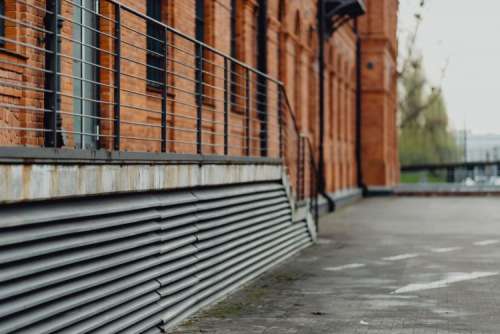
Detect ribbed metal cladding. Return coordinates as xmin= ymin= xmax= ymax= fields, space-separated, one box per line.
xmin=0 ymin=182 xmax=313 ymax=333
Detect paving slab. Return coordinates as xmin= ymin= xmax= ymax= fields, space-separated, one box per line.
xmin=172 ymin=197 xmax=500 ymax=333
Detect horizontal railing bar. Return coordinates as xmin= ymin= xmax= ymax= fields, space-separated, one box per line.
xmin=59 ymin=53 xmax=116 ymax=73
xmin=0 ymin=36 xmax=54 ymax=54
xmin=112 ymin=0 xmax=282 ymax=85
xmin=59 ymin=72 xmax=116 ymax=89
xmin=0 ymin=104 xmax=51 ymax=113
xmin=0 ymin=81 xmax=52 ymax=93
xmin=58 ymin=92 xmax=116 ymax=105
xmin=59 ymin=34 xmax=117 ymax=57
xmin=0 ymin=147 xmax=282 ymax=165
xmin=62 ymin=0 xmax=116 ymax=23
xmin=0 ymin=14 xmax=52 ymax=34
xmin=0 ymin=58 xmax=51 ymax=73
xmin=0 ymin=126 xmax=50 ymax=132
xmin=17 ymin=0 xmax=52 ymax=14
xmin=59 ymin=14 xmax=116 ymax=40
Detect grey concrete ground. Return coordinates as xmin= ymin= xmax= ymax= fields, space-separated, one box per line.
xmin=173 ymin=197 xmax=500 ymax=333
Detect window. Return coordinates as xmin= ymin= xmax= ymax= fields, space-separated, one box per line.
xmin=230 ymin=0 xmax=238 ymax=108
xmin=72 ymin=0 xmax=99 ymax=149
xmin=195 ymin=0 xmax=204 ymax=42
xmin=195 ymin=0 xmax=215 ymax=106
xmin=0 ymin=0 xmax=5 ymax=46
xmin=195 ymin=0 xmax=204 ymax=106
xmin=146 ymin=0 xmax=165 ymax=87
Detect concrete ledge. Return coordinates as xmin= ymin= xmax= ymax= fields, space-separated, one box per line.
xmin=0 ymin=163 xmax=283 ymax=203
xmin=318 ymin=188 xmax=363 ymax=215
xmin=365 ymin=186 xmax=395 ymax=197
xmin=396 ymin=183 xmax=500 ymax=196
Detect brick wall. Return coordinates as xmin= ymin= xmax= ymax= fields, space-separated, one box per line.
xmin=359 ymin=0 xmax=399 ymax=187
xmin=0 ymin=0 xmax=399 ymax=191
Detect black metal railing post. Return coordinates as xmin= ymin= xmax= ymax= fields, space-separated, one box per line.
xmin=278 ymin=87 xmax=283 ymax=159
xmin=113 ymin=3 xmax=121 ymax=151
xmin=161 ymin=26 xmax=168 ymax=152
xmin=43 ymin=0 xmax=60 ymax=148
xmin=223 ymin=57 xmax=229 ymax=155
xmin=446 ymin=167 xmax=455 ymax=183
xmin=245 ymin=68 xmax=251 ymax=156
xmin=297 ymin=134 xmax=303 ymax=200
xmin=196 ymin=44 xmax=203 ymax=155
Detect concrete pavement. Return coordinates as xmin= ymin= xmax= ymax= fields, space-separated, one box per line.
xmin=173 ymin=197 xmax=500 ymax=333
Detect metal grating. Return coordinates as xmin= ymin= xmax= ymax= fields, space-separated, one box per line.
xmin=0 ymin=181 xmax=313 ymax=333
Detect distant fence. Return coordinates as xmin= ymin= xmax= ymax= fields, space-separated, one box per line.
xmin=401 ymin=161 xmax=500 ymax=184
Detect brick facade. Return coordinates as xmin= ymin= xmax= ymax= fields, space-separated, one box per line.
xmin=0 ymin=0 xmax=399 ymax=191
xmin=358 ymin=0 xmax=399 ymax=187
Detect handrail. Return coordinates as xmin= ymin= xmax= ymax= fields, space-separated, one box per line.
xmin=0 ymin=0 xmax=320 ymax=223
xmin=110 ymin=0 xmax=283 ymax=86
xmin=278 ymin=85 xmax=319 ymax=222
xmin=402 ymin=160 xmax=500 ymax=172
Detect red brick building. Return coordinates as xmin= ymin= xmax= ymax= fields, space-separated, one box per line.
xmin=0 ymin=0 xmax=398 ymax=195
xmin=0 ymin=1 xmax=399 ymax=331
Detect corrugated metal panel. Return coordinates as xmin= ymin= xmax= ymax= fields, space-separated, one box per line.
xmin=0 ymin=182 xmax=314 ymax=333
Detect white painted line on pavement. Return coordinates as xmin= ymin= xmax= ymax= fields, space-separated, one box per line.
xmin=430 ymin=247 xmax=462 ymax=253
xmin=392 ymin=272 xmax=499 ymax=294
xmin=474 ymin=240 xmax=500 ymax=246
xmin=323 ymin=263 xmax=366 ymax=271
xmin=382 ymin=253 xmax=420 ymax=261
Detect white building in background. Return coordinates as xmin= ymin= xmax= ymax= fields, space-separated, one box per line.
xmin=455 ymin=131 xmax=500 ymax=162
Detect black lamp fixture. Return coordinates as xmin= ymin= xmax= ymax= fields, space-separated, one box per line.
xmin=317 ymin=0 xmax=366 ymax=209
xmin=323 ymin=0 xmax=366 ymax=36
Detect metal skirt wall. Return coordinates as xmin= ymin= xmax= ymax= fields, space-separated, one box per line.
xmin=0 ymin=182 xmax=313 ymax=333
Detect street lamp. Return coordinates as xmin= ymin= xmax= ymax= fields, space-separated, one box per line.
xmin=317 ymin=0 xmax=366 ymax=209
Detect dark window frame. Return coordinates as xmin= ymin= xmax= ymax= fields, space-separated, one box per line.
xmin=146 ymin=0 xmax=166 ymax=88
xmin=195 ymin=0 xmax=204 ymax=105
xmin=0 ymin=0 xmax=5 ymax=47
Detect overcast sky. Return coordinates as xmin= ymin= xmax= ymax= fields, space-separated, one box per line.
xmin=398 ymin=0 xmax=500 ymax=135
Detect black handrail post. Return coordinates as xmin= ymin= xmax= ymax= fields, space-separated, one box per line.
xmin=354 ymin=19 xmax=365 ymax=192
xmin=245 ymin=68 xmax=251 ymax=156
xmin=223 ymin=57 xmax=229 ymax=155
xmin=44 ymin=0 xmax=60 ymax=147
xmin=256 ymin=0 xmax=268 ymax=157
xmin=196 ymin=44 xmax=203 ymax=155
xmin=113 ymin=3 xmax=121 ymax=151
xmin=297 ymin=134 xmax=302 ymax=200
xmin=52 ymin=0 xmax=60 ymax=148
xmin=278 ymin=87 xmax=283 ymax=159
xmin=161 ymin=26 xmax=168 ymax=152
xmin=317 ymin=0 xmax=325 ymax=194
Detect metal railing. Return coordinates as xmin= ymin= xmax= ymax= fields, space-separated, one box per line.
xmin=0 ymin=0 xmax=318 ymax=214
xmin=401 ymin=161 xmax=500 ymax=185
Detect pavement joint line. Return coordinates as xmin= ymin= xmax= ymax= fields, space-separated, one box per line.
xmin=430 ymin=247 xmax=463 ymax=253
xmin=323 ymin=263 xmax=366 ymax=271
xmin=391 ymin=271 xmax=500 ymax=294
xmin=473 ymin=239 xmax=500 ymax=246
xmin=381 ymin=253 xmax=421 ymax=261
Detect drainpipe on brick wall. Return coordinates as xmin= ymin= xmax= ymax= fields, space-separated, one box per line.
xmin=317 ymin=0 xmax=335 ymax=212
xmin=354 ymin=19 xmax=366 ymax=194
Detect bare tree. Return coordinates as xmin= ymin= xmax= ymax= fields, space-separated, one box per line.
xmin=398 ymin=0 xmax=448 ymax=129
